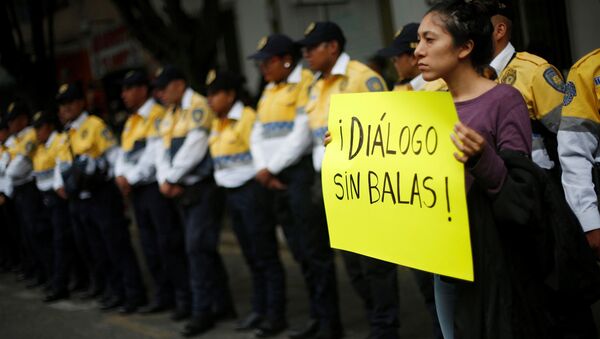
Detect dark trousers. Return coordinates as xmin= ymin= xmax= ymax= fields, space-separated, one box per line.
xmin=226 ymin=180 xmax=285 ymax=320
xmin=412 ymin=270 xmax=443 ymax=339
xmin=273 ymin=156 xmax=342 ymax=332
xmin=42 ymin=191 xmax=80 ymax=293
xmin=0 ymin=196 xmax=20 ymax=268
xmin=69 ymin=198 xmax=103 ymax=293
xmin=342 ymin=252 xmax=399 ymax=339
xmin=76 ymin=183 xmax=145 ymax=303
xmin=13 ymin=181 xmax=53 ymax=282
xmin=131 ymin=182 xmax=190 ymax=309
xmin=176 ymin=179 xmax=233 ymax=317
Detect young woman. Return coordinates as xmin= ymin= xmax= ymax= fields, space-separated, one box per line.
xmin=206 ymin=70 xmax=286 ymax=337
xmin=414 ymin=1 xmax=558 ymax=338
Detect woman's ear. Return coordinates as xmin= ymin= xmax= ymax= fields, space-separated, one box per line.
xmin=458 ymin=39 xmax=474 ymax=61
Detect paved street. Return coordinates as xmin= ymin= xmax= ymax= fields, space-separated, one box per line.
xmin=0 ymin=228 xmax=438 ymax=339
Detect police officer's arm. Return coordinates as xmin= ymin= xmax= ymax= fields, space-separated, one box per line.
xmin=265 ymin=80 xmax=313 ymax=174
xmin=165 ymin=108 xmax=211 ymax=184
xmin=5 ymin=154 xmax=33 ymax=181
xmin=126 ymin=136 xmax=161 ymax=185
xmin=114 ymin=148 xmax=127 ymax=178
xmin=531 ymin=65 xmax=565 ymax=133
xmin=250 ymin=121 xmax=267 ymax=171
xmin=557 ymin=67 xmax=600 ymax=233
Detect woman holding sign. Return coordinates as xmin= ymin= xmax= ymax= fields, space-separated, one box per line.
xmin=413 ymin=1 xmax=556 ymax=338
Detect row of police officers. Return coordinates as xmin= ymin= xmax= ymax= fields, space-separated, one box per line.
xmin=1 ymin=0 xmax=600 ymax=337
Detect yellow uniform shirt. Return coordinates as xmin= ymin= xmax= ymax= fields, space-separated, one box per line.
xmin=116 ymin=99 xmax=165 ymax=185
xmin=157 ymin=88 xmax=215 ymax=185
xmin=306 ymin=53 xmax=387 ymax=170
xmin=121 ymin=101 xmax=164 ymax=153
xmin=498 ymin=51 xmax=565 ymax=169
xmin=251 ymin=65 xmax=314 ymax=174
xmin=32 ymin=132 xmax=65 ymax=192
xmin=557 ymin=48 xmax=600 ymax=232
xmin=209 ymin=102 xmax=256 ymax=188
xmin=5 ymin=127 xmax=37 ymax=186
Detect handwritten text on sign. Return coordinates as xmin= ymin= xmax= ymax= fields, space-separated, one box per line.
xmin=322 ymin=91 xmax=473 ymax=281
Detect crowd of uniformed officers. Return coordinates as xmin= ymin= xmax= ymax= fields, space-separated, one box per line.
xmin=1 ymin=0 xmax=600 ymax=338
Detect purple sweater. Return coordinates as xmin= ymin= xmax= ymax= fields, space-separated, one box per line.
xmin=456 ymin=84 xmax=532 ymax=193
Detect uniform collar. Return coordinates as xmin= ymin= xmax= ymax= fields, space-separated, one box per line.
xmin=315 ymin=52 xmax=351 ymax=79
xmin=490 ymin=42 xmax=515 ymax=76
xmin=16 ymin=126 xmax=32 ymax=139
xmin=45 ymin=131 xmax=57 ymax=147
xmin=287 ymin=64 xmax=302 ymax=84
xmin=67 ymin=111 xmax=89 ymax=130
xmin=227 ymin=101 xmax=244 ymax=121
xmin=266 ymin=64 xmax=303 ymax=89
xmin=410 ymin=74 xmax=427 ymax=91
xmin=137 ymin=98 xmax=155 ymax=118
xmin=181 ymin=88 xmax=194 ymax=109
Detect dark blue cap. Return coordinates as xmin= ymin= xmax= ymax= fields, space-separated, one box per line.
xmin=154 ymin=65 xmax=186 ymax=89
xmin=56 ymin=83 xmax=84 ymax=104
xmin=296 ymin=21 xmax=346 ymax=48
xmin=490 ymin=0 xmax=515 ymax=21
xmin=377 ymin=23 xmax=420 ymax=57
xmin=32 ymin=110 xmax=58 ymax=128
xmin=247 ymin=34 xmax=298 ymax=60
xmin=121 ymin=70 xmax=149 ymax=88
xmin=5 ymin=100 xmax=30 ymax=121
xmin=205 ymin=69 xmax=244 ymax=94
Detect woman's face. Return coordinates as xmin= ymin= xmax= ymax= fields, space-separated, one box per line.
xmin=259 ymin=56 xmax=291 ymax=83
xmin=415 ymin=12 xmax=462 ymax=82
xmin=207 ymin=90 xmax=235 ymax=117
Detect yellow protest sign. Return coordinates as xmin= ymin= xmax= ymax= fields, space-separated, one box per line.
xmin=322 ymin=91 xmax=472 ymax=281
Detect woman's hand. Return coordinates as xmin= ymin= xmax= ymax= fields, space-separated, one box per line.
xmin=323 ymin=130 xmax=332 ymax=146
xmin=450 ymin=122 xmax=485 ymax=164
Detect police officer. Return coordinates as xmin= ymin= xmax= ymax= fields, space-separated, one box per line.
xmin=54 ymin=83 xmax=146 ymax=313
xmin=206 ymin=69 xmax=287 ymax=336
xmin=489 ymin=0 xmax=565 ymax=172
xmin=0 ymin=116 xmax=20 ymax=272
xmin=115 ymin=70 xmax=191 ymax=319
xmin=248 ymin=33 xmax=321 ymax=338
xmin=3 ymin=100 xmax=53 ymax=289
xmin=558 ymin=48 xmax=600 ymax=339
xmin=377 ymin=22 xmax=444 ymax=339
xmin=31 ymin=110 xmax=81 ymax=302
xmin=153 ymin=65 xmax=235 ymax=337
xmin=297 ymin=21 xmax=391 ymax=339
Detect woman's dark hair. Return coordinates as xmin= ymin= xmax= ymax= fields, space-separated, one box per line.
xmin=427 ymin=0 xmax=494 ymax=73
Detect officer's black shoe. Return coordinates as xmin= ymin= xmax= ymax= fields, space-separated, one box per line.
xmin=289 ymin=319 xmax=319 ymax=339
xmin=25 ymin=279 xmax=45 ymax=289
xmin=69 ymin=281 xmax=89 ymax=293
xmin=119 ymin=297 xmax=147 ymax=314
xmin=80 ymin=288 xmax=104 ymax=300
xmin=235 ymin=312 xmax=263 ymax=331
xmin=254 ymin=318 xmax=287 ymax=338
xmin=43 ymin=290 xmax=69 ymax=303
xmin=171 ymin=308 xmax=191 ymax=322
xmin=100 ymin=297 xmax=124 ymax=311
xmin=139 ymin=301 xmax=173 ymax=314
xmin=314 ymin=327 xmax=344 ymax=339
xmin=180 ymin=314 xmax=215 ymax=337
xmin=213 ymin=306 xmax=237 ymax=322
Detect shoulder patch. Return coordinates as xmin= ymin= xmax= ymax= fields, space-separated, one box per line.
xmin=594 ymin=76 xmax=600 ymax=87
xmin=563 ymin=81 xmax=576 ymax=106
xmin=192 ymin=109 xmax=205 ymax=123
xmin=500 ymin=68 xmax=517 ymax=85
xmin=81 ymin=129 xmax=89 ymax=139
xmin=543 ymin=67 xmax=565 ymax=93
xmin=366 ymin=76 xmax=384 ymax=92
xmin=154 ymin=118 xmax=162 ymax=131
